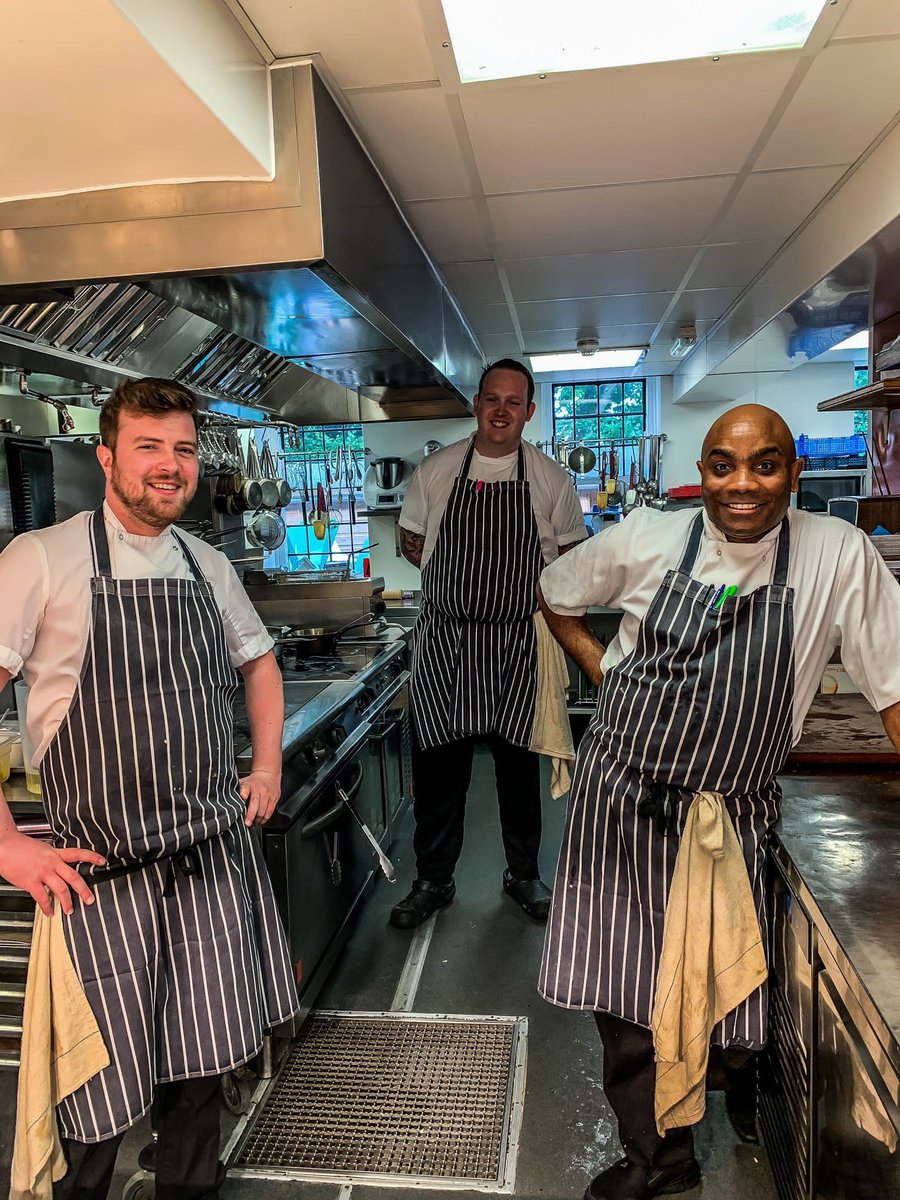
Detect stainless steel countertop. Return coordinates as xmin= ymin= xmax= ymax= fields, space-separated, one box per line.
xmin=775 ymin=773 xmax=900 ymax=1071
xmin=234 ymin=627 xmax=408 ymax=764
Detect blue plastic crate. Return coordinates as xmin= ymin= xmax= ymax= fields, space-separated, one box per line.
xmin=796 ymin=434 xmax=866 ymax=457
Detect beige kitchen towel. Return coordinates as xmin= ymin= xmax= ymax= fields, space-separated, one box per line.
xmin=651 ymin=790 xmax=767 ymax=1136
xmin=530 ymin=610 xmax=576 ymax=798
xmin=11 ymin=901 xmax=109 ymax=1200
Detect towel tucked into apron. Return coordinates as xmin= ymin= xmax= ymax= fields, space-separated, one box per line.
xmin=651 ymin=790 xmax=767 ymax=1135
xmin=530 ymin=610 xmax=575 ymax=798
xmin=11 ymin=904 xmax=109 ymax=1200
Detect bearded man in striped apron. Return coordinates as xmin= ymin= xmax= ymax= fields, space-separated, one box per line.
xmin=390 ymin=359 xmax=586 ymax=929
xmin=537 ymin=405 xmax=900 ymax=1200
xmin=0 ymin=380 xmax=298 ymax=1199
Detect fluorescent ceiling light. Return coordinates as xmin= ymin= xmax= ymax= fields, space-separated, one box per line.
xmin=530 ymin=348 xmax=646 ymax=372
xmin=831 ymin=331 xmax=869 ymax=352
xmin=441 ymin=0 xmax=827 ymax=82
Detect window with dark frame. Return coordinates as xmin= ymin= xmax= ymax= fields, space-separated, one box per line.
xmin=552 ymin=380 xmax=647 ymax=446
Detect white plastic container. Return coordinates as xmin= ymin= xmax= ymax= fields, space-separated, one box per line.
xmin=13 ymin=682 xmax=41 ymax=795
xmin=0 ymin=730 xmax=16 ymax=783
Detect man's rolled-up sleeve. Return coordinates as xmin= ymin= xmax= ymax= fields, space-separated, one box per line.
xmin=540 ymin=514 xmax=637 ymax=616
xmin=833 ymin=532 xmax=900 ymax=711
xmin=398 ymin=465 xmax=427 ymax=534
xmin=552 ymin=475 xmax=588 ymax=548
xmin=0 ymin=535 xmax=49 ymax=676
xmin=219 ymin=558 xmax=275 ymax=668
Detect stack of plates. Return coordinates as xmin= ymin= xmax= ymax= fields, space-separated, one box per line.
xmin=869 ymin=533 xmax=900 ymax=579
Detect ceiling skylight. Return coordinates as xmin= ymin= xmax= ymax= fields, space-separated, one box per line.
xmin=442 ymin=0 xmax=828 ymax=82
xmin=530 ymin=348 xmax=647 ymax=372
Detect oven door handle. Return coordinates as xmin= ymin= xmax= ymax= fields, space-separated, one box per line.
xmin=338 ymin=760 xmax=364 ymax=801
xmin=297 ymin=761 xmax=363 ymax=839
xmin=369 ymin=711 xmax=405 ymax=743
xmin=299 ymin=800 xmax=346 ymax=840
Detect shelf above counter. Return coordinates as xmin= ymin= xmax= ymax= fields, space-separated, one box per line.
xmin=817 ymin=377 xmax=900 ymax=412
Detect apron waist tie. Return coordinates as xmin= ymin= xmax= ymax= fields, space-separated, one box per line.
xmin=80 ymin=843 xmax=206 ymax=895
xmin=637 ymin=781 xmax=685 ymax=836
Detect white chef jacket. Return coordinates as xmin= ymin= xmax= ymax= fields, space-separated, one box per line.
xmin=399 ymin=437 xmax=586 ymax=569
xmin=0 ymin=503 xmax=273 ymax=763
xmin=539 ymin=506 xmax=900 ymax=743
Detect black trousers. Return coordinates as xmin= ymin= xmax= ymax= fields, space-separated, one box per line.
xmin=594 ymin=1012 xmax=756 ymax=1170
xmin=57 ymin=1074 xmax=224 ymax=1200
xmin=412 ymin=732 xmax=542 ymax=885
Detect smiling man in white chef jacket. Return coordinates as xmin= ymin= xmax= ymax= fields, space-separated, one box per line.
xmin=390 ymin=358 xmax=586 ymax=930
xmin=536 ymin=404 xmax=900 ymax=1200
xmin=0 ymin=379 xmax=298 ymax=1200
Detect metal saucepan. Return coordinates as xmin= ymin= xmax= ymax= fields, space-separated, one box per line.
xmin=567 ymin=445 xmax=597 ymax=475
xmin=215 ymin=436 xmax=263 ymax=515
xmin=261 ymin=442 xmax=292 ymax=509
xmin=246 ymin=510 xmax=286 ymax=551
xmin=272 ymin=614 xmax=381 ymax=658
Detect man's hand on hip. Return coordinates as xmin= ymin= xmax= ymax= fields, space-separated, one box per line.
xmin=0 ymin=830 xmax=105 ymax=917
xmin=240 ymin=769 xmax=281 ymax=826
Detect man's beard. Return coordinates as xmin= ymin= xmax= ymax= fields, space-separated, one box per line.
xmin=110 ymin=463 xmax=194 ymax=530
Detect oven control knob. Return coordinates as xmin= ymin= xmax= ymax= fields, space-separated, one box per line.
xmin=307 ymin=739 xmax=328 ymax=764
xmin=328 ymin=725 xmax=346 ymax=747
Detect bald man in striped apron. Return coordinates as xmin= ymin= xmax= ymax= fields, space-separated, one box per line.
xmin=537 ymin=405 xmax=900 ymax=1200
xmin=0 ymin=380 xmax=298 ymax=1200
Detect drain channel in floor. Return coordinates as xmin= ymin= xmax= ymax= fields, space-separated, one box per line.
xmin=233 ymin=1010 xmax=527 ymax=1190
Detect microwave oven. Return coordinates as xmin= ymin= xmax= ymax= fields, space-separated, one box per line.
xmin=793 ymin=469 xmax=867 ymax=514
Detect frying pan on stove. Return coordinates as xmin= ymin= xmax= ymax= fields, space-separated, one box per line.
xmin=272 ymin=614 xmax=381 ymax=658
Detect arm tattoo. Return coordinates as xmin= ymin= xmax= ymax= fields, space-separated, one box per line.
xmin=400 ymin=527 xmax=425 ymax=568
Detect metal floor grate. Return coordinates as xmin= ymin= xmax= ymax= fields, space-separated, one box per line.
xmin=234 ymin=1011 xmax=527 ymax=1189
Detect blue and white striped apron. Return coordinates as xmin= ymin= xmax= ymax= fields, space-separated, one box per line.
xmin=40 ymin=507 xmax=298 ymax=1141
xmin=410 ymin=438 xmax=545 ymax=751
xmin=540 ymin=512 xmax=794 ymax=1050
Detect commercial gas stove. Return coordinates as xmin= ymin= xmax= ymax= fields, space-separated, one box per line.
xmin=241 ymin=629 xmax=412 ymax=1020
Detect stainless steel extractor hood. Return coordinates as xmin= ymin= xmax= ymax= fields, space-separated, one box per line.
xmin=0 ymin=65 xmax=483 ymax=422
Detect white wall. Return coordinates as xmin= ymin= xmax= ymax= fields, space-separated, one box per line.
xmin=661 ymin=361 xmax=858 ymax=488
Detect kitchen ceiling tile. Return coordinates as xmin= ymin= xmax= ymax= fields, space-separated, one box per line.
xmin=756 ymin=41 xmax=900 ymax=170
xmin=667 ymin=287 xmax=745 ymax=324
xmin=459 ymin=55 xmax=798 ymax=193
xmin=486 ymin=176 xmax=736 ymax=258
xmin=689 ymin=241 xmax=783 ymax=290
xmin=404 ymin=198 xmax=494 ymax=263
xmin=710 ymin=165 xmax=849 ymax=241
xmin=243 ymin=0 xmax=436 ymax=87
xmin=516 ymin=294 xmax=670 ymax=333
xmin=442 ymin=261 xmax=507 ymax=306
xmin=832 ymin=0 xmax=900 ymax=39
xmin=505 ymin=247 xmax=697 ymax=302
xmin=522 ymin=323 xmax=661 ymax=352
xmin=479 ymin=333 xmax=523 ymax=359
xmin=466 ymin=304 xmax=516 ymax=334
xmin=348 ymin=89 xmax=472 ymax=200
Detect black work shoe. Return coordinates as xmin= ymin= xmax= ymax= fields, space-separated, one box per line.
xmin=389 ymin=879 xmax=455 ymax=929
xmin=725 ymin=1090 xmax=760 ymax=1144
xmin=502 ymin=870 xmax=552 ymax=922
xmin=584 ymin=1156 xmax=701 ymax=1199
